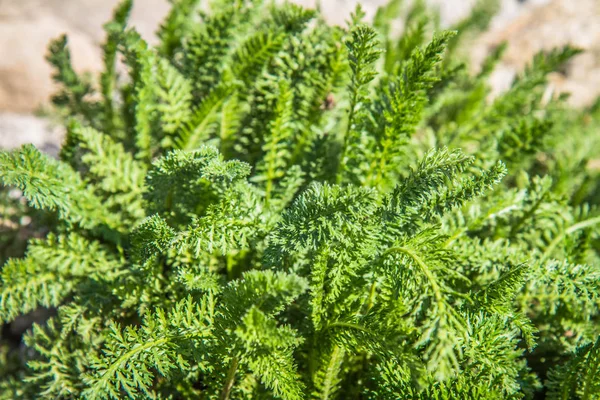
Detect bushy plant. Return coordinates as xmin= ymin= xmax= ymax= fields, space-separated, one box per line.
xmin=1 ymin=0 xmax=599 ymax=398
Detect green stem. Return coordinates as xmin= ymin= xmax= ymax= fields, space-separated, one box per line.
xmin=220 ymin=357 xmax=239 ymax=400
xmin=509 ymin=194 xmax=546 ymax=238
xmin=365 ymin=138 xmax=389 ymax=189
xmin=443 ymin=228 xmax=467 ymax=248
xmin=382 ymin=246 xmax=445 ymax=306
xmin=376 ymin=144 xmax=387 ymax=188
xmin=308 ymin=334 xmax=319 ymax=379
xmin=183 ymin=86 xmax=230 ymax=151
xmin=364 ymin=281 xmax=377 ymax=314
xmin=319 ymin=345 xmax=344 ymax=400
xmin=226 ymin=254 xmax=235 ymax=281
xmin=337 ymin=74 xmax=361 ymax=184
xmin=541 ymin=215 xmax=600 ymax=262
xmin=219 ymin=97 xmax=235 ymax=157
xmin=265 ymin=166 xmax=274 ymax=207
xmin=93 ymin=337 xmax=169 ymax=390
xmin=337 ymin=108 xmax=356 ymax=184
xmin=324 ymin=322 xmax=371 ymax=334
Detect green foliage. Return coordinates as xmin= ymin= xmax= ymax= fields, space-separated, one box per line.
xmin=546 ymin=338 xmax=600 ymax=399
xmin=3 ymin=234 xmax=119 ymax=315
xmin=1 ymin=0 xmax=599 ymax=399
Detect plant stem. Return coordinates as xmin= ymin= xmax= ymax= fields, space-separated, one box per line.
xmin=364 ymin=281 xmax=377 ymax=314
xmin=337 ymin=77 xmax=360 ymax=184
xmin=220 ymin=357 xmax=239 ymax=400
xmin=383 ymin=246 xmax=444 ymax=305
xmin=541 ymin=215 xmax=600 ymax=262
xmin=319 ymin=345 xmax=344 ymax=400
xmin=324 ymin=321 xmax=371 ymax=334
xmin=226 ymin=254 xmax=234 ymax=281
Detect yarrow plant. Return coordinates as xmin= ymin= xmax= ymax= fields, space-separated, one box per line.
xmin=0 ymin=0 xmax=599 ymax=398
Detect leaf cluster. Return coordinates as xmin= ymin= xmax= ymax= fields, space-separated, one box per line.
xmin=0 ymin=0 xmax=599 ymax=399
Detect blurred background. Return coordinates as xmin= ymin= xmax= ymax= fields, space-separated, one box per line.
xmin=0 ymin=0 xmax=599 ymax=154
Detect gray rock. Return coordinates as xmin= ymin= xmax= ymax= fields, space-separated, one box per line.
xmin=471 ymin=0 xmax=600 ymax=107
xmin=0 ymin=113 xmax=63 ymax=157
xmin=0 ymin=0 xmax=170 ymax=114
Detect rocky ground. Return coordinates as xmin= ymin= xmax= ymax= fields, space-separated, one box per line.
xmin=0 ymin=0 xmax=598 ymax=150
